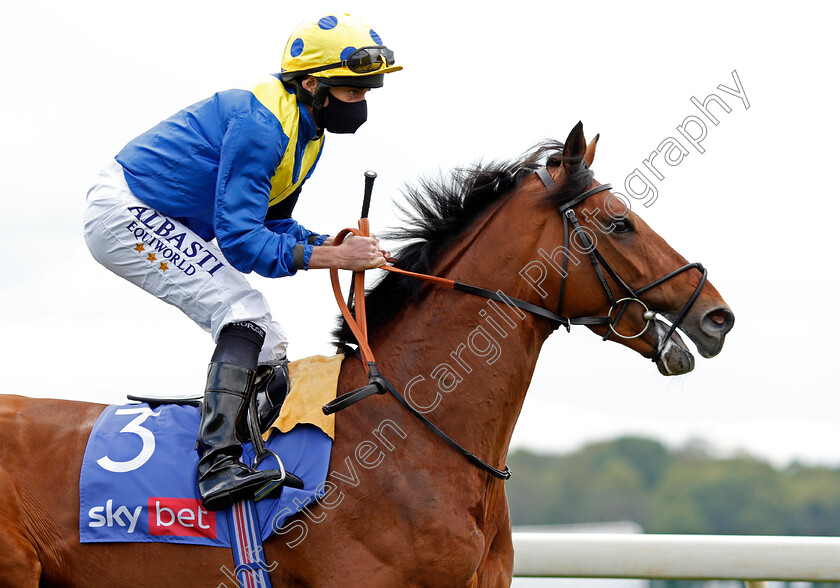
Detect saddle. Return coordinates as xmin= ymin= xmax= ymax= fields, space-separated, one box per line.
xmin=127 ymin=360 xmax=302 ymax=497
xmin=127 ymin=360 xmax=289 ymax=436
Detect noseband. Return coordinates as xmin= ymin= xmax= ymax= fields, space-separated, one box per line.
xmin=535 ymin=167 xmax=708 ymax=362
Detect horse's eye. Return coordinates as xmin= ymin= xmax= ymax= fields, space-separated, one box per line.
xmin=611 ymin=219 xmax=634 ymax=233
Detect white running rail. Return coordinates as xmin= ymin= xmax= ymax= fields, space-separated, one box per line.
xmin=512 ymin=533 xmax=840 ymax=583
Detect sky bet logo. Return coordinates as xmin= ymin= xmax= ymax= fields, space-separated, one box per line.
xmin=87 ymin=497 xmax=217 ymax=538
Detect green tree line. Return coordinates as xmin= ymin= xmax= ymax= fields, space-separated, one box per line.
xmin=506 ymin=437 xmax=840 ymax=536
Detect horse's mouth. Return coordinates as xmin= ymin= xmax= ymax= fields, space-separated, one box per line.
xmin=651 ymin=319 xmax=695 ymax=376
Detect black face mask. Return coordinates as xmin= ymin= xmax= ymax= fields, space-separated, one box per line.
xmin=319 ymin=93 xmax=368 ymax=134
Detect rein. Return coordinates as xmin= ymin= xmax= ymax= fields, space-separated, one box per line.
xmin=323 ymin=166 xmax=710 ymax=480
xmin=379 ymin=264 xmax=610 ymax=331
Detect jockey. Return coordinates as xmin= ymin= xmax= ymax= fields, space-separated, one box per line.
xmin=83 ymin=13 xmax=401 ymax=511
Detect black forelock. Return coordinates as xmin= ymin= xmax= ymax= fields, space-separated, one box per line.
xmin=333 ymin=139 xmax=596 ymax=344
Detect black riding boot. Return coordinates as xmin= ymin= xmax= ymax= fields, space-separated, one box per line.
xmin=197 ymin=362 xmax=286 ymax=511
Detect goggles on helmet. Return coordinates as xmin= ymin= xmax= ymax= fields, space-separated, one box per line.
xmin=290 ymin=46 xmax=395 ymax=77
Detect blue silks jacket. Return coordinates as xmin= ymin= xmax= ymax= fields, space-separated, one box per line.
xmin=116 ymin=74 xmax=326 ymax=278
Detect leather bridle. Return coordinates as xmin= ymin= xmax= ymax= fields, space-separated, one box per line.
xmin=535 ymin=167 xmax=708 ymax=363
xmin=323 ymin=167 xmax=711 ymax=480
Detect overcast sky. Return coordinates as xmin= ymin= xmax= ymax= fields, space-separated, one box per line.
xmin=1 ymin=1 xmax=837 ymax=467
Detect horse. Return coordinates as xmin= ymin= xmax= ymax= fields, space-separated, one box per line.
xmin=0 ymin=122 xmax=734 ymax=587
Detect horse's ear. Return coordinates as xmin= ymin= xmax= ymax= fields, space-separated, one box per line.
xmin=584 ymin=133 xmax=600 ymax=167
xmin=563 ymin=121 xmax=586 ymax=171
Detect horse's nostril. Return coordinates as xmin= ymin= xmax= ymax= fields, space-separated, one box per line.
xmin=709 ymin=310 xmax=727 ymax=325
xmin=702 ymin=307 xmax=735 ymax=335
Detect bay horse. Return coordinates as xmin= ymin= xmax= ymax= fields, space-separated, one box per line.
xmin=0 ymin=122 xmax=734 ymax=587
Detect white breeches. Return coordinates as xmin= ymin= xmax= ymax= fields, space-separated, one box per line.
xmin=83 ymin=160 xmax=287 ymax=362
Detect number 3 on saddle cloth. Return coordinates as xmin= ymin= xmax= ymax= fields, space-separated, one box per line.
xmin=79 ymin=355 xmax=340 ymax=547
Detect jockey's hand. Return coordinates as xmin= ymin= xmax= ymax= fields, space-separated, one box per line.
xmin=338 ymin=234 xmax=387 ymax=271
xmin=368 ymin=232 xmax=392 ymax=263
xmin=308 ymin=234 xmax=387 ymax=271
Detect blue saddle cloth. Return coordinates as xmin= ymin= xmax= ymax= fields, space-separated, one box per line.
xmin=79 ymin=402 xmax=330 ymax=546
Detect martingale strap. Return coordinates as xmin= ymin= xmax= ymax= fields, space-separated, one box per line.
xmin=381 ymin=371 xmax=511 ymax=480
xmin=348 ymin=348 xmax=511 ymax=480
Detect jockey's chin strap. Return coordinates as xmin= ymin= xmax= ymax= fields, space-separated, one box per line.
xmin=323 ymin=218 xmax=511 ymax=480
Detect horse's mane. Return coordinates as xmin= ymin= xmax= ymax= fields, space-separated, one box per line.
xmin=333 ymin=139 xmax=595 ymax=343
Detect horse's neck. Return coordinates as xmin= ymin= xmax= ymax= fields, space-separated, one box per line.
xmin=371 ymin=194 xmax=552 ymax=469
xmin=371 ymin=295 xmax=544 ymax=470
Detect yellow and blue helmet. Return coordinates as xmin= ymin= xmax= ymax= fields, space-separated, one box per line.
xmin=280 ymin=14 xmax=402 ymax=88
